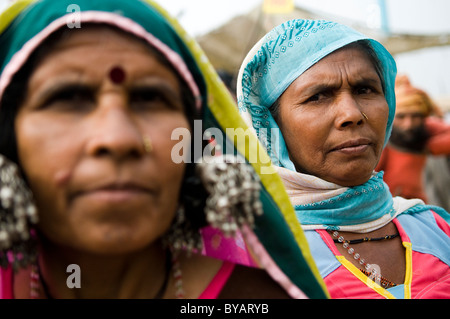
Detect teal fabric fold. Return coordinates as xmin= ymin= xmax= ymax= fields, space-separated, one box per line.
xmin=295 ymin=172 xmax=394 ymax=227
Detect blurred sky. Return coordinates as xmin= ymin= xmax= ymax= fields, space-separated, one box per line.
xmin=153 ymin=0 xmax=450 ymax=103
xmin=1 ymin=0 xmax=449 ymax=104
xmin=156 ymin=0 xmax=450 ymax=36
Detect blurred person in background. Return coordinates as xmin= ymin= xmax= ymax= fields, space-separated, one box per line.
xmin=376 ymin=75 xmax=450 ymax=202
xmin=425 ymin=154 xmax=450 ymax=211
xmin=424 ymin=105 xmax=450 ymax=211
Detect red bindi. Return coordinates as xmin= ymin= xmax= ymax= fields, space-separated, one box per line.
xmin=109 ymin=66 xmax=126 ymax=84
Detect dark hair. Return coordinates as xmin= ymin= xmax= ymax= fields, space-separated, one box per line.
xmin=269 ymin=39 xmax=385 ymax=123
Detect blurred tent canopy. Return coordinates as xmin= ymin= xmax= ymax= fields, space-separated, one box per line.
xmin=196 ymin=3 xmax=450 ymax=91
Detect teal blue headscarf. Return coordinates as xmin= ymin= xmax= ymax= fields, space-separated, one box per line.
xmin=238 ymin=19 xmax=396 ymax=169
xmin=237 ymin=19 xmax=449 ymax=231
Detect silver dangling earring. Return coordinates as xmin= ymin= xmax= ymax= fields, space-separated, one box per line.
xmin=0 ymin=155 xmax=39 ymax=270
xmin=163 ymin=154 xmax=263 ymax=254
xmin=163 ymin=205 xmax=203 ymax=254
xmin=196 ymin=154 xmax=263 ymax=237
xmin=162 ymin=155 xmax=263 ymax=299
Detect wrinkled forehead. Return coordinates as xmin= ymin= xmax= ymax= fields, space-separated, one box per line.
xmin=291 ymin=43 xmax=385 ymax=90
xmin=238 ymin=19 xmax=397 ymax=146
xmin=0 ymin=11 xmax=201 ymax=110
xmin=28 ymin=23 xmax=178 ymax=78
xmin=46 ymin=24 xmax=155 ymax=51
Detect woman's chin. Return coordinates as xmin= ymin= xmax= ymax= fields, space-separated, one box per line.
xmin=70 ymin=227 xmax=161 ymax=256
xmin=323 ymin=169 xmax=374 ymax=187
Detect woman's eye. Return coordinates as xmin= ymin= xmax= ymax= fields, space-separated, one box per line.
xmin=305 ymin=93 xmax=325 ymax=103
xmin=129 ymin=87 xmax=182 ymax=111
xmin=43 ymin=87 xmax=94 ymax=110
xmin=130 ymin=89 xmax=163 ymax=104
xmin=356 ymin=86 xmax=374 ymax=95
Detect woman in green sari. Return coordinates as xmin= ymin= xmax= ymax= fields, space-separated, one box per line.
xmin=0 ymin=0 xmax=326 ymax=299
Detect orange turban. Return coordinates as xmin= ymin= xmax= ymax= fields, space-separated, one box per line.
xmin=395 ymin=75 xmax=441 ymax=117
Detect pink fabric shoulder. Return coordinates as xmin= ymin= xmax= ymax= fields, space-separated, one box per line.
xmin=432 ymin=210 xmax=450 ymax=235
xmin=2 ymin=261 xmax=236 ymax=299
xmin=198 ymin=261 xmax=235 ymax=299
xmin=201 ymin=226 xmax=256 ymax=267
xmin=0 ymin=266 xmax=14 ymax=299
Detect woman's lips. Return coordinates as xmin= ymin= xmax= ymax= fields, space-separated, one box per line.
xmin=71 ymin=183 xmax=154 ymax=203
xmin=82 ymin=189 xmax=149 ymax=202
xmin=330 ymin=138 xmax=372 ymax=155
xmin=335 ymin=144 xmax=370 ymax=155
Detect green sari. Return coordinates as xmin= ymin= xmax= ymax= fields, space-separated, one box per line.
xmin=0 ymin=0 xmax=328 ymax=298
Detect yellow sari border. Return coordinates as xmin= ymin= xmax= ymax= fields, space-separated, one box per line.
xmin=403 ymin=242 xmax=413 ymax=299
xmin=146 ymin=0 xmax=327 ymax=295
xmin=0 ymin=0 xmax=35 ymax=35
xmin=336 ymin=255 xmax=396 ymax=299
xmin=336 ymin=241 xmax=413 ymax=299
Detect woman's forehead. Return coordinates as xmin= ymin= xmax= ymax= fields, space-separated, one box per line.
xmin=29 ymin=26 xmax=179 ymax=83
xmin=291 ymin=46 xmax=382 ymax=87
xmin=44 ymin=25 xmax=157 ymax=55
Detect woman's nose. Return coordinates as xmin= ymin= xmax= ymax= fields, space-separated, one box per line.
xmin=85 ymin=94 xmax=146 ymax=160
xmin=334 ymin=93 xmax=365 ymax=128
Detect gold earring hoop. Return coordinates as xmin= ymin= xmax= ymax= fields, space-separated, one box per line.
xmin=142 ymin=135 xmax=153 ymax=153
xmin=361 ymin=112 xmax=369 ymax=120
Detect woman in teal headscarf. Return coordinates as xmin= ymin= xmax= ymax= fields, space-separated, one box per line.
xmin=238 ymin=19 xmax=450 ymax=299
xmin=0 ymin=0 xmax=327 ymax=299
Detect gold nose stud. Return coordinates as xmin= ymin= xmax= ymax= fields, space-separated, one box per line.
xmin=142 ymin=135 xmax=153 ymax=153
xmin=361 ymin=112 xmax=369 ymax=120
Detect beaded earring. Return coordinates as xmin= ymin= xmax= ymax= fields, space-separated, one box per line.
xmin=164 ymin=205 xmax=203 ymax=253
xmin=0 ymin=155 xmax=39 ymax=270
xmin=163 ymin=154 xmax=263 ymax=254
xmin=197 ymin=155 xmax=263 ymax=237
